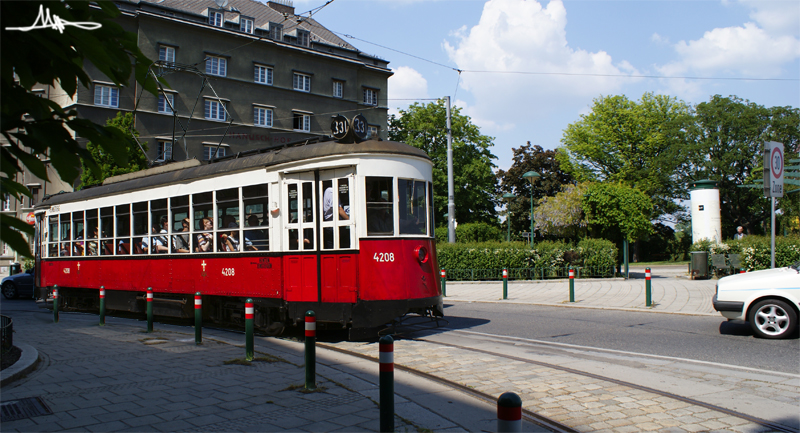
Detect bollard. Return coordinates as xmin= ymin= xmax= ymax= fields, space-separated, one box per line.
xmin=146 ymin=287 xmax=153 ymax=333
xmin=502 ymin=268 xmax=509 ymax=300
xmin=194 ymin=292 xmax=202 ymax=345
xmin=740 ymin=269 xmax=746 ymax=274
xmin=305 ymin=310 xmax=316 ymax=390
xmin=440 ymin=269 xmax=447 ymax=297
xmin=245 ymin=299 xmax=254 ymax=361
xmin=379 ymin=335 xmax=394 ymax=433
xmin=53 ymin=285 xmax=59 ymax=323
xmin=497 ymin=392 xmax=522 ymax=433
xmin=645 ymin=267 xmax=652 ymax=307
xmin=99 ymin=286 xmax=105 ymax=326
xmin=569 ymin=267 xmax=575 ymax=303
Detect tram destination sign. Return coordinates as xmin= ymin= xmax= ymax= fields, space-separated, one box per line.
xmin=763 ymin=141 xmax=784 ymax=198
xmin=330 ymin=114 xmax=369 ymax=143
xmin=331 ymin=115 xmax=349 ymax=140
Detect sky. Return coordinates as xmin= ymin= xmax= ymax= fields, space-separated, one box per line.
xmin=293 ymin=0 xmax=800 ymax=171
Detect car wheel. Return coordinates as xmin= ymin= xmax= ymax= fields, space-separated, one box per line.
xmin=2 ymin=282 xmax=18 ymax=300
xmin=748 ymin=299 xmax=798 ymax=339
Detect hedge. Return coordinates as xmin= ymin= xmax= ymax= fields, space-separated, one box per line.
xmin=690 ymin=236 xmax=800 ymax=271
xmin=435 ymin=238 xmax=618 ymax=272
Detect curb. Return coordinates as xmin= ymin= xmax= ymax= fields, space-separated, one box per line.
xmin=444 ymin=299 xmax=718 ymax=316
xmin=1 ymin=343 xmax=40 ymax=387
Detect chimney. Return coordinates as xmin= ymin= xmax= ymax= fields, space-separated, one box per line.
xmin=267 ymin=0 xmax=294 ymax=16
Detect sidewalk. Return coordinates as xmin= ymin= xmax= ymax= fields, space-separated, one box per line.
xmin=444 ymin=265 xmax=719 ymax=315
xmin=0 ymin=302 xmax=546 ymax=432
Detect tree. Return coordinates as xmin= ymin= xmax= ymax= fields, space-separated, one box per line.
xmin=689 ymin=95 xmax=800 ymax=237
xmin=80 ymin=113 xmax=149 ymax=188
xmin=582 ymin=182 xmax=653 ymax=245
xmin=533 ymin=182 xmax=588 ymax=239
xmin=559 ymin=92 xmax=694 ymax=220
xmin=1 ymin=1 xmax=158 ymax=257
xmin=388 ymin=100 xmax=499 ymax=225
xmin=497 ymin=141 xmax=574 ymax=238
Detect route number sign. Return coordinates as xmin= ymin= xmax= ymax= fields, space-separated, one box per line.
xmin=331 ymin=115 xmax=349 ymax=140
xmin=763 ymin=141 xmax=784 ymax=198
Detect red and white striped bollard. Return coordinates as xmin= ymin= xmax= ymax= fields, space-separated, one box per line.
xmin=497 ymin=391 xmax=522 ymax=432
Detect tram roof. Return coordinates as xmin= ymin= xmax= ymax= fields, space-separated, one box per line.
xmin=37 ymin=139 xmax=429 ymax=209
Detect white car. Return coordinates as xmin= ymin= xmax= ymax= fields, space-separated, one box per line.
xmin=713 ymin=261 xmax=800 ymax=339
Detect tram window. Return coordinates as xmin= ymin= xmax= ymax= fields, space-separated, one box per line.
xmin=398 ymin=179 xmax=426 ymax=235
xmin=48 ymin=216 xmax=58 ymax=257
xmin=428 ymin=182 xmax=435 ymax=236
xmin=339 ymin=226 xmax=351 ymax=249
xmin=150 ymin=199 xmax=169 ymax=254
xmin=59 ymin=213 xmax=71 ymax=256
xmin=194 ymin=216 xmax=214 ymax=253
xmin=132 ymin=201 xmax=148 ymax=255
xmin=338 ymin=178 xmax=351 ymax=219
xmin=100 ymin=207 xmax=114 ymax=255
xmin=288 ymin=184 xmax=298 ymax=223
xmin=243 ymin=184 xmax=269 ymax=251
xmin=366 ymin=177 xmax=394 ymax=236
xmin=217 ymin=188 xmax=239 ymax=229
xmin=72 ymin=211 xmax=85 ymax=256
xmin=302 ymin=182 xmax=313 ymax=223
xmin=192 ymin=192 xmax=213 ymax=230
xmin=86 ymin=209 xmax=99 ymax=256
xmin=171 ymin=195 xmax=190 ymax=254
xmin=116 ymin=204 xmax=131 ymax=255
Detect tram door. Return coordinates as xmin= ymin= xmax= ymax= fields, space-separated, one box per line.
xmin=283 ymin=173 xmax=318 ymax=302
xmin=319 ymin=169 xmax=357 ymax=303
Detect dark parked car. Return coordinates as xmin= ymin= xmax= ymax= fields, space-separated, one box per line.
xmin=2 ymin=268 xmax=35 ymax=299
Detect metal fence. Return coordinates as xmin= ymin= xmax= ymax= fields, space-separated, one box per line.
xmin=444 ymin=265 xmax=615 ymax=281
xmin=1 ymin=315 xmax=12 ymax=354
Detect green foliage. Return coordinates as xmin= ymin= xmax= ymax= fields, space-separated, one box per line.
xmin=689 ymin=236 xmax=800 ymax=270
xmin=496 ymin=141 xmax=574 ymax=237
xmin=689 ymin=96 xmax=800 ymax=236
xmin=534 ymin=182 xmax=589 ymax=239
xmin=640 ymin=223 xmax=691 ymax=262
xmin=582 ymin=183 xmax=654 ymax=243
xmin=436 ymin=239 xmax=617 ymax=271
xmin=21 ymin=258 xmax=35 ymax=271
xmin=389 ymin=99 xmax=499 ymax=225
xmin=559 ymin=92 xmax=693 ymax=219
xmin=80 ymin=112 xmax=149 ymax=188
xmin=0 ymin=1 xmax=158 ymax=258
xmin=435 ymin=223 xmax=504 ymax=243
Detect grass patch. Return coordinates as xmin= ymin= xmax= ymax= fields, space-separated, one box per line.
xmin=224 ymin=354 xmax=282 ymax=366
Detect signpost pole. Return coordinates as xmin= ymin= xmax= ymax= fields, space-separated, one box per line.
xmin=764 ymin=142 xmax=784 ymax=269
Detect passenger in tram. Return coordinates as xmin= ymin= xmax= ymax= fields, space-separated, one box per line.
xmin=151 ymin=216 xmax=170 ymax=254
xmin=323 ymin=186 xmax=349 ymax=221
xmin=219 ymin=215 xmax=239 ymax=252
xmin=87 ymin=226 xmax=99 ymax=256
xmin=244 ymin=215 xmax=266 ymax=251
xmin=173 ymin=218 xmax=191 ymax=253
xmin=195 ymin=217 xmax=214 ymax=252
xmin=73 ymin=233 xmax=85 ymax=256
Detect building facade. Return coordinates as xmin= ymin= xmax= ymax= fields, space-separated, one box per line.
xmin=0 ymin=0 xmax=391 ymax=269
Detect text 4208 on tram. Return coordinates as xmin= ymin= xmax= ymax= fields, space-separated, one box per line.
xmin=34 ymin=138 xmax=443 ymax=339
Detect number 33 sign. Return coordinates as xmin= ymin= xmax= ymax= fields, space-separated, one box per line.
xmin=331 ymin=114 xmax=369 ymax=143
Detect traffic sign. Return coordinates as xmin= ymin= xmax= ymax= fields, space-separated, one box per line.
xmin=763 ymin=141 xmax=784 ymax=198
xmin=25 ymin=212 xmax=35 ymax=225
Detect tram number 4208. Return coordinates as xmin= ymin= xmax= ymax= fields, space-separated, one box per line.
xmin=374 ymin=252 xmax=395 ymax=263
xmin=222 ymin=268 xmax=236 ymax=276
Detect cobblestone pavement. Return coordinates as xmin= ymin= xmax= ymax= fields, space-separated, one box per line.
xmin=330 ymin=337 xmax=797 ymax=433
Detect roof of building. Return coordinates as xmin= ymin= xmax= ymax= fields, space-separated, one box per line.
xmin=129 ymin=0 xmax=359 ymax=53
xmin=36 ymin=139 xmax=430 ymax=209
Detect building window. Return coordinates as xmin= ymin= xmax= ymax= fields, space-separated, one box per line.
xmin=240 ymin=18 xmax=253 ymax=34
xmin=363 ymin=88 xmax=378 ymax=106
xmin=293 ymin=112 xmax=311 ymax=132
xmin=28 ymin=186 xmax=39 ymax=208
xmin=254 ymin=107 xmax=273 ymax=128
xmin=159 ymin=46 xmax=175 ymax=63
xmin=204 ymin=99 xmax=227 ymax=121
xmin=255 ymin=65 xmax=273 ymax=85
xmin=157 ymin=141 xmax=173 ymax=161
xmin=94 ymin=85 xmax=119 ymax=107
xmin=269 ymin=22 xmax=283 ymax=41
xmin=203 ymin=145 xmax=226 ymax=160
xmin=297 ymin=30 xmax=310 ymax=47
xmin=332 ymin=81 xmax=343 ymax=98
xmin=293 ymin=73 xmax=311 ymax=92
xmin=205 ymin=56 xmax=227 ymax=77
xmin=1 ymin=193 xmax=10 ymax=211
xmin=209 ymin=11 xmax=223 ymax=27
xmin=368 ymin=125 xmax=379 ymax=139
xmin=158 ymin=93 xmax=174 ymax=114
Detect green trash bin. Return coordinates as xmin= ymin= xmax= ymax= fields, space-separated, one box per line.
xmin=690 ymin=251 xmax=708 ymax=280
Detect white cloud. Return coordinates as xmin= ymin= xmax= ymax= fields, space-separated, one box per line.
xmin=740 ymin=0 xmax=800 ymax=36
xmin=387 ymin=66 xmax=429 ymax=116
xmin=442 ymin=0 xmax=637 ymax=136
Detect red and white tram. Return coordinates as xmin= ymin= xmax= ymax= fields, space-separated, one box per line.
xmin=34 ymin=138 xmax=443 ymax=338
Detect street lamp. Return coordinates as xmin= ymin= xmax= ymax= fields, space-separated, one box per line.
xmin=522 ymin=171 xmax=541 ymax=246
xmin=502 ymin=192 xmax=515 ymax=242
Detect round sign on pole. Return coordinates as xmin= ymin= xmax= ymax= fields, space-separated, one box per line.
xmin=352 ymin=114 xmax=368 ymax=141
xmin=26 ymin=212 xmax=35 ymax=225
xmin=330 ymin=115 xmax=349 ymax=140
xmin=771 ymin=146 xmax=784 ymax=180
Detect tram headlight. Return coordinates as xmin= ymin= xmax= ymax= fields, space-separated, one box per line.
xmin=414 ymin=246 xmax=429 ymax=264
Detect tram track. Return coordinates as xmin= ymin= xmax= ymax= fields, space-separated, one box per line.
xmin=320 ymin=327 xmax=798 ymax=433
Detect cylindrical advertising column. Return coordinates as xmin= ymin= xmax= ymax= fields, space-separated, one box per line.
xmin=689 ymin=180 xmax=721 ymax=244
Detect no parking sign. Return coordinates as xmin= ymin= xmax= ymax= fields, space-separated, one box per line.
xmin=763 ymin=141 xmax=784 ymax=198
